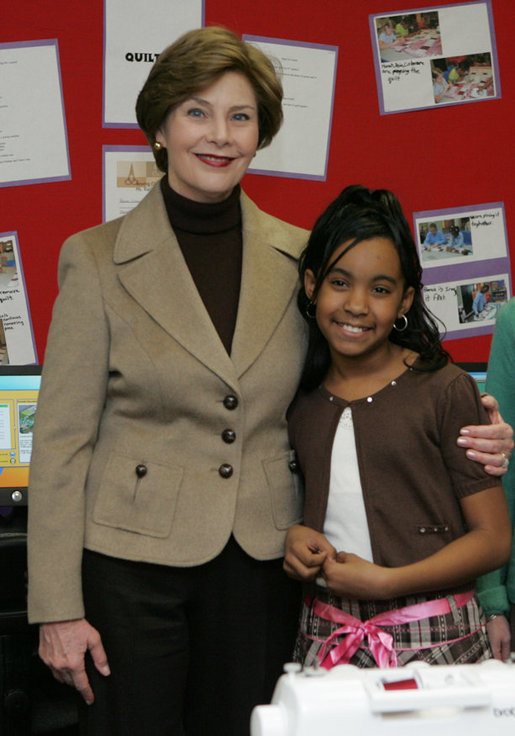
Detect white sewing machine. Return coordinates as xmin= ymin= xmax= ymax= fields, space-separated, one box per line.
xmin=251 ymin=660 xmax=515 ymax=736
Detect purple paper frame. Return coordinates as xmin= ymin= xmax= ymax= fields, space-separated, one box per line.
xmin=102 ymin=0 xmax=206 ymax=129
xmin=243 ymin=35 xmax=338 ymax=181
xmin=0 ymin=40 xmax=71 ymax=189
xmin=370 ymin=0 xmax=501 ymax=116
xmin=413 ymin=201 xmax=510 ymax=340
xmin=0 ymin=230 xmax=38 ymax=363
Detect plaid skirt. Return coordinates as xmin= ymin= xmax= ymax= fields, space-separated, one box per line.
xmin=294 ymin=584 xmax=492 ymax=668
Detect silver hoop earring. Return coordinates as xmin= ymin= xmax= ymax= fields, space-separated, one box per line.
xmin=393 ymin=314 xmax=408 ymax=332
xmin=305 ymin=301 xmax=317 ymax=319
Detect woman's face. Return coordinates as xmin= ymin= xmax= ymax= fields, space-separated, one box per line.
xmin=156 ymin=71 xmax=260 ymax=203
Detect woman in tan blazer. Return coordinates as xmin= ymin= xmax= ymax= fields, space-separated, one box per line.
xmin=27 ymin=27 xmax=512 ymax=736
xmin=28 ymin=28 xmax=308 ymax=736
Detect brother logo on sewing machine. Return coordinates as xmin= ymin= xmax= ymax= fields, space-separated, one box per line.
xmin=250 ymin=660 xmax=515 ymax=736
xmin=494 ymin=707 xmax=515 ymax=717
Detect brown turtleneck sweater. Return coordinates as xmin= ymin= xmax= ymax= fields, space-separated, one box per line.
xmin=160 ymin=176 xmax=242 ymax=355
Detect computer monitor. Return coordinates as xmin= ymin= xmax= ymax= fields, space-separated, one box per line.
xmin=0 ymin=365 xmax=42 ymax=506
xmin=456 ymin=362 xmax=488 ymax=394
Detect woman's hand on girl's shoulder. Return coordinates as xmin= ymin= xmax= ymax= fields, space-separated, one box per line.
xmin=458 ymin=394 xmax=513 ymax=477
xmin=283 ymin=525 xmax=336 ymax=582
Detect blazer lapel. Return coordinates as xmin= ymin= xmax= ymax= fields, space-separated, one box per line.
xmin=114 ymin=184 xmax=238 ymax=385
xmin=231 ymin=193 xmax=301 ymax=378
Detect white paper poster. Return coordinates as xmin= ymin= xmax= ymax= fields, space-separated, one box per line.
xmin=413 ymin=203 xmax=510 ymax=339
xmin=370 ymin=1 xmax=500 ymax=114
xmin=0 ymin=232 xmax=38 ymax=364
xmin=0 ymin=41 xmax=70 ymax=188
xmin=103 ymin=0 xmax=204 ymax=127
xmin=244 ymin=36 xmax=338 ymax=180
xmin=103 ymin=146 xmax=160 ymax=222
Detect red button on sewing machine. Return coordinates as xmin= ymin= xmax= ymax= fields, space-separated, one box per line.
xmin=382 ymin=678 xmax=419 ymax=691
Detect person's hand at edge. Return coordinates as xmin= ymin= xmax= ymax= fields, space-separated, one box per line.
xmin=39 ymin=618 xmax=110 ymax=705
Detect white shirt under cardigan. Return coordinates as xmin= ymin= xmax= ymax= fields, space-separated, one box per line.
xmin=324 ymin=406 xmax=374 ymax=561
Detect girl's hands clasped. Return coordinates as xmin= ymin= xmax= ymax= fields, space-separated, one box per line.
xmin=283 ymin=524 xmax=336 ymax=582
xmin=321 ymin=552 xmax=390 ymax=600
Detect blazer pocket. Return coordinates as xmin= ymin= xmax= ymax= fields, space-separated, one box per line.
xmin=263 ymin=450 xmax=304 ymax=530
xmin=93 ymin=453 xmax=184 ymax=538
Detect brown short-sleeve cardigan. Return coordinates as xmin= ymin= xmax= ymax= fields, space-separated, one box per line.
xmin=288 ymin=362 xmax=502 ymax=573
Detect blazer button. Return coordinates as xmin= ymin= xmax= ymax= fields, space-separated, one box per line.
xmin=135 ymin=464 xmax=147 ymax=478
xmin=221 ymin=429 xmax=236 ymax=444
xmin=223 ymin=395 xmax=238 ymax=410
xmin=219 ymin=464 xmax=233 ymax=478
xmin=288 ymin=459 xmax=299 ymax=473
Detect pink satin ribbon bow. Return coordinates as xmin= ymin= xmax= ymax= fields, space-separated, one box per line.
xmin=314 ymin=590 xmax=475 ymax=669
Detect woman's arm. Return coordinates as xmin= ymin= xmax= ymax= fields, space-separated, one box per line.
xmin=28 ymin=234 xmax=110 ymax=623
xmin=458 ymin=394 xmax=514 ymax=477
xmin=476 ymin=300 xmax=515 ymax=650
xmin=322 ymin=486 xmax=511 ymax=600
xmin=28 ymin=235 xmax=111 ymax=700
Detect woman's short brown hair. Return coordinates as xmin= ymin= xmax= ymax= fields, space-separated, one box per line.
xmin=136 ymin=26 xmax=283 ymax=172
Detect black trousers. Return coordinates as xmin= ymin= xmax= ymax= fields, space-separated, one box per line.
xmin=79 ymin=537 xmax=300 ymax=736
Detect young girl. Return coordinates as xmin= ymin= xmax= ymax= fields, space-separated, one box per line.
xmin=378 ymin=21 xmax=398 ymax=48
xmin=285 ymin=185 xmax=511 ymax=669
xmin=432 ymin=68 xmax=451 ymax=103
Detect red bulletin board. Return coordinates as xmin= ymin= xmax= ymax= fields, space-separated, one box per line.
xmin=2 ymin=0 xmax=514 ymax=363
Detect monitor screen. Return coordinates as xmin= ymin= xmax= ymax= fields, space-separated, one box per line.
xmin=0 ymin=365 xmax=42 ymax=506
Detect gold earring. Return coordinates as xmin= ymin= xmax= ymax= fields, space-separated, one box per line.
xmin=153 ymin=141 xmax=163 ymax=151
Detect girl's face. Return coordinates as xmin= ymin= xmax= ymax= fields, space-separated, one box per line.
xmin=155 ymin=71 xmax=259 ymax=203
xmin=305 ymin=237 xmax=414 ymax=363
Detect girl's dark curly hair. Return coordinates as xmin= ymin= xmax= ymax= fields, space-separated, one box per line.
xmin=298 ymin=184 xmax=450 ymax=391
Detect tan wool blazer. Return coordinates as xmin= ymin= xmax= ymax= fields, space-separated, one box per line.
xmin=27 ymin=183 xmax=309 ymax=623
